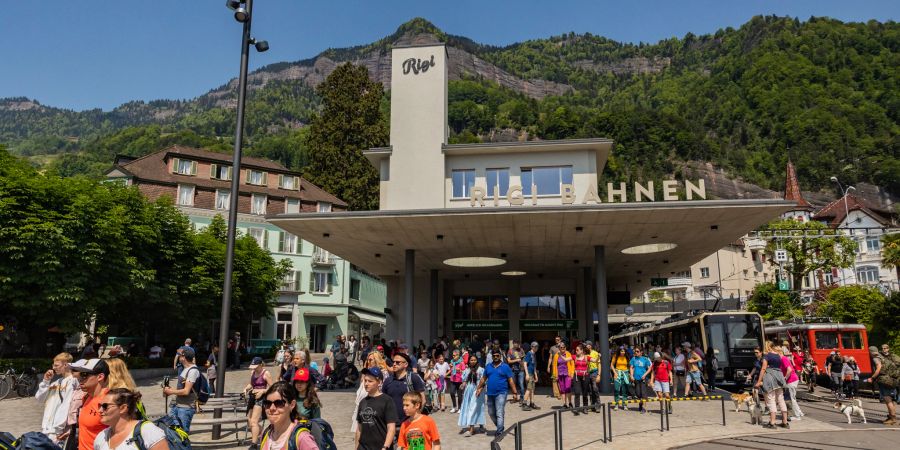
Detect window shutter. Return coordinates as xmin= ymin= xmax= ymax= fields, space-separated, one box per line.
xmin=246 ymin=169 xmax=251 ymax=183
xmin=278 ymin=174 xmax=284 ymax=188
xmin=210 ymin=164 xmax=218 ymax=178
xmin=278 ymin=231 xmax=285 ymax=253
xmin=262 ymin=172 xmax=269 ymax=186
xmin=294 ymin=176 xmax=300 ymax=190
xmin=171 ymin=158 xmax=180 ymax=173
xmin=263 ymin=229 xmax=269 ymax=249
xmin=190 ymin=161 xmax=197 ymax=175
xmin=297 ymin=238 xmax=302 ymax=254
xmin=309 ymin=273 xmax=315 ymax=292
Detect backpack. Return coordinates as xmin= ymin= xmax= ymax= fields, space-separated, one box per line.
xmin=405 ymin=373 xmax=430 ymax=415
xmin=133 ymin=417 xmax=191 ymax=450
xmin=187 ymin=366 xmax=211 ymax=404
xmin=261 ymin=419 xmax=336 ymax=450
xmin=0 ymin=432 xmax=17 ymax=450
xmin=876 ymin=355 xmax=900 ymax=388
xmin=10 ymin=432 xmax=61 ymax=450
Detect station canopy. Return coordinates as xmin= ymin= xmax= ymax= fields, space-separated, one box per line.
xmin=270 ymin=199 xmax=793 ymax=286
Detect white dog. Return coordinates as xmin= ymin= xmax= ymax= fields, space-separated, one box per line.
xmin=833 ymin=399 xmax=867 ymax=424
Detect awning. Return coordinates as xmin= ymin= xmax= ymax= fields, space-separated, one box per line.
xmin=350 ymin=310 xmax=386 ymax=325
xmin=303 ymin=311 xmax=342 ymax=318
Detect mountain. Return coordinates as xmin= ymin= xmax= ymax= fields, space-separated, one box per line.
xmin=1 ymin=16 xmax=898 ymax=203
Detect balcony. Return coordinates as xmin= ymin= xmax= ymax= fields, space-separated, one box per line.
xmin=278 ymin=279 xmax=301 ymax=293
xmin=312 ymin=249 xmax=335 ymax=266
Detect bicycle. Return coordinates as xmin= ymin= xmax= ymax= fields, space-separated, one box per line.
xmin=0 ymin=367 xmax=39 ymax=399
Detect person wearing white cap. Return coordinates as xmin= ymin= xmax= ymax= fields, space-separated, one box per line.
xmin=649 ymin=352 xmax=674 ymax=410
xmin=35 ymin=352 xmax=79 ymax=444
xmin=71 ymin=358 xmax=110 ymax=450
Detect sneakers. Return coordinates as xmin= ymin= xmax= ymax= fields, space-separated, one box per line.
xmin=573 ymin=409 xmax=580 ymax=416
xmin=450 ymin=408 xmax=457 ymax=413
xmin=530 ymin=403 xmax=541 ymax=410
xmin=248 ymin=444 xmax=260 ymax=450
xmin=780 ymin=423 xmax=790 ymax=429
xmin=762 ymin=423 xmax=776 ymax=429
xmin=791 ymin=416 xmax=802 ymax=421
xmin=522 ymin=404 xmax=532 ymax=411
xmin=883 ymin=417 xmax=897 ymax=425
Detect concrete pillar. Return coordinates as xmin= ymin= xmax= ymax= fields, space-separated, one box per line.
xmin=508 ymin=278 xmax=521 ymax=341
xmin=430 ymin=269 xmax=439 ymax=343
xmin=405 ymin=250 xmax=415 ymax=346
xmin=595 ymin=245 xmax=611 ymax=394
xmin=576 ymin=268 xmax=587 ymax=338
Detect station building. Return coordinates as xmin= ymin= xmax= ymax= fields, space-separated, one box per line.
xmin=270 ymin=43 xmax=793 ymax=378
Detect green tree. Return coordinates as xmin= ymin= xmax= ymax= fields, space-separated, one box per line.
xmin=882 ymin=233 xmax=900 ymax=282
xmin=816 ymin=285 xmax=885 ymax=325
xmin=747 ymin=282 xmax=802 ymax=320
xmin=763 ymin=219 xmax=857 ymax=293
xmin=303 ymin=63 xmax=388 ymax=210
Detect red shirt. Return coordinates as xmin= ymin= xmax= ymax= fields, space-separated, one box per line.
xmin=78 ymin=388 xmax=108 ymax=450
xmin=653 ymin=361 xmax=672 ymax=383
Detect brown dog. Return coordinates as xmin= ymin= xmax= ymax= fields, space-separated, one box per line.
xmin=731 ymin=392 xmax=755 ymax=412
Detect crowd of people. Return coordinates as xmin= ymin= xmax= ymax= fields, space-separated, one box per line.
xmin=26 ymin=332 xmax=900 ymax=450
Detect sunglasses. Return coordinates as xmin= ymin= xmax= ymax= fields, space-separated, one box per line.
xmin=98 ymin=403 xmax=116 ymax=411
xmin=261 ymin=399 xmax=288 ymax=409
xmin=75 ymin=372 xmax=97 ymax=379
xmin=392 ymin=360 xmax=405 ymax=365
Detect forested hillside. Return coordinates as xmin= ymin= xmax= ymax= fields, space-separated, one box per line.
xmin=1 ymin=15 xmax=897 ymax=197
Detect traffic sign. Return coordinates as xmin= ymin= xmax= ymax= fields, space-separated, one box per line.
xmin=650 ymin=277 xmax=668 ymax=287
xmin=778 ymin=280 xmax=790 ymax=291
xmin=625 ymin=306 xmax=634 ymax=316
xmin=775 ymin=249 xmax=788 ymax=263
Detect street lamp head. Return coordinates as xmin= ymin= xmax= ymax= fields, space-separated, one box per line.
xmin=225 ymin=0 xmax=242 ymax=10
xmin=233 ymin=5 xmax=250 ymax=22
xmin=829 ymin=176 xmax=838 ymax=183
xmin=253 ymin=39 xmax=269 ymax=52
xmin=847 ymin=186 xmax=856 ymax=192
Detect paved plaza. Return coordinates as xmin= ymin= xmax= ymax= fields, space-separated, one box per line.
xmin=2 ymin=363 xmax=897 ymax=449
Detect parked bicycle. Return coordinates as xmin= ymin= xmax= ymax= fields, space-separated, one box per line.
xmin=0 ymin=366 xmax=39 ymax=400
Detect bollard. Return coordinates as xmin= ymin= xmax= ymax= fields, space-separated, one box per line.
xmin=665 ymin=398 xmax=670 ymax=430
xmin=720 ymin=394 xmax=726 ymax=426
xmin=602 ymin=403 xmax=608 ymax=443
xmin=553 ymin=409 xmax=560 ymax=450
xmin=515 ymin=421 xmax=523 ymax=450
xmin=557 ymin=409 xmax=564 ymax=449
xmin=660 ymin=398 xmax=665 ymax=431
xmin=607 ymin=401 xmax=613 ymax=442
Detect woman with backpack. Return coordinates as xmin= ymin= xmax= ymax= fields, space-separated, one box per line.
xmin=93 ymin=388 xmax=167 ymax=450
xmin=258 ymin=382 xmax=318 ymax=450
xmin=610 ymin=347 xmax=631 ymax=410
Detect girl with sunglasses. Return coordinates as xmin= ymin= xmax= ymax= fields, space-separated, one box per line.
xmin=258 ymin=382 xmax=318 ymax=450
xmin=94 ymin=388 xmax=167 ymax=450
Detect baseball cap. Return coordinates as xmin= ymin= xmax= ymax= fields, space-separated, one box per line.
xmin=531 ymin=342 xmax=539 ymax=348
xmin=248 ymin=356 xmax=264 ymax=369
xmin=361 ymin=367 xmax=383 ymax=379
xmin=585 ymin=340 xmax=593 ymax=346
xmin=181 ymin=347 xmax=196 ymax=360
xmin=398 ymin=343 xmax=409 ymax=350
xmin=292 ymin=368 xmax=310 ymax=382
xmin=70 ymin=358 xmax=109 ymax=375
xmin=653 ymin=352 xmax=661 ymax=359
xmin=376 ymin=345 xmax=384 ymax=351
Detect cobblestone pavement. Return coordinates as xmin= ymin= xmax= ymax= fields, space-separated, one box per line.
xmin=4 ymin=364 xmax=897 ymax=449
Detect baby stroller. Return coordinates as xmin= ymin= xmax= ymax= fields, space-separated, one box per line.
xmin=324 ymin=359 xmax=357 ymax=389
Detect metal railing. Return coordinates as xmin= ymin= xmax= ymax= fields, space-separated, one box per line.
xmin=312 ymin=250 xmax=334 ymax=265
xmin=491 ymin=395 xmax=726 ymax=449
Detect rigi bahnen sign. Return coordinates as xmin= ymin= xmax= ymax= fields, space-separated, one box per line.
xmin=469 ymin=179 xmax=707 ymax=207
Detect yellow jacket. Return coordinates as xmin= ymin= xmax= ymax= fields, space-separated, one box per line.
xmin=551 ymin=351 xmax=575 ymax=377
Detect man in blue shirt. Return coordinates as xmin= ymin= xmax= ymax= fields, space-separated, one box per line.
xmin=522 ymin=341 xmax=541 ymax=411
xmin=629 ymin=347 xmax=652 ymax=413
xmin=476 ymin=349 xmax=518 ymax=435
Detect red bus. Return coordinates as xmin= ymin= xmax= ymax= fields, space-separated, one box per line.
xmin=764 ymin=320 xmax=871 ymax=375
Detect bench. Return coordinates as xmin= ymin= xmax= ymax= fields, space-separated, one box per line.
xmin=189 ymin=416 xmax=248 ymax=443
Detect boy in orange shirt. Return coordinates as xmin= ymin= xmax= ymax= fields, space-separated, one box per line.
xmin=398 ymin=392 xmax=441 ymax=450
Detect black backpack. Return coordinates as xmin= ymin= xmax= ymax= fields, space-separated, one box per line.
xmin=404 ymin=372 xmax=431 ymax=415
xmin=9 ymin=432 xmax=61 ymax=450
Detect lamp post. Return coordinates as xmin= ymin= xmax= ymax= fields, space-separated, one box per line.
xmin=829 ymin=176 xmax=856 ymax=228
xmin=214 ymin=0 xmax=268 ymax=437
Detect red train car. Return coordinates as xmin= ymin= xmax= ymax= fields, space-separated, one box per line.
xmin=764 ymin=320 xmax=871 ymax=375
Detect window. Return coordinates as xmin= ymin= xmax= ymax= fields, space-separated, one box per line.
xmin=866 ymin=237 xmax=881 ymax=253
xmin=176 ymin=185 xmax=194 ymax=206
xmin=350 ymin=279 xmax=361 ymax=300
xmin=856 ymin=266 xmax=879 ymax=284
xmin=841 ymin=331 xmax=863 ymax=349
xmin=276 ymin=312 xmax=293 ymax=340
xmin=486 ymin=168 xmax=509 ymax=198
xmin=247 ymin=169 xmax=267 ymax=186
xmin=280 ymin=271 xmax=299 ymax=291
xmin=251 ymin=194 xmax=267 ymax=215
xmin=311 ymin=272 xmax=332 ymax=294
xmin=519 ymin=295 xmax=575 ymax=319
xmin=700 ymin=267 xmax=710 ymax=278
xmin=521 ymin=166 xmax=573 ymax=196
xmin=210 ymin=164 xmax=232 ymax=180
xmin=451 ymin=169 xmax=476 ymax=198
xmin=215 ymin=190 xmax=230 ymax=210
xmin=279 ymin=175 xmax=299 ymax=190
xmin=823 ymin=271 xmax=834 ymax=286
xmin=317 ymin=202 xmax=332 ymax=213
xmin=248 ymin=228 xmax=266 ymax=248
xmin=285 ymin=198 xmax=301 ymax=214
xmin=173 ymin=158 xmax=197 ymax=175
xmin=453 ymin=296 xmax=509 ymax=320
xmin=815 ymin=331 xmax=838 ymax=350
xmin=278 ymin=232 xmax=298 ymax=254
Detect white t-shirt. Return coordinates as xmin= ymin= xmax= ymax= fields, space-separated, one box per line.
xmin=94 ymin=421 xmax=166 ymax=450
xmin=175 ymin=365 xmax=201 ymax=406
xmin=434 ymin=361 xmax=450 ymax=378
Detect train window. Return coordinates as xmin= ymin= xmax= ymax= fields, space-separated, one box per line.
xmin=815 ymin=332 xmax=839 ymax=349
xmin=841 ymin=331 xmax=863 ymax=349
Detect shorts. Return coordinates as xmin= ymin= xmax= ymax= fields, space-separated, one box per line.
xmin=688 ymin=371 xmax=703 ymax=385
xmin=634 ymin=381 xmax=652 ymax=399
xmin=653 ymin=381 xmax=670 ymax=394
xmin=878 ymin=384 xmax=898 ymax=402
xmin=527 ymin=377 xmax=536 ymax=392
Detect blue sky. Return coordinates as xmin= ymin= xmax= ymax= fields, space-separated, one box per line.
xmin=3 ymin=1 xmax=896 ymax=111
